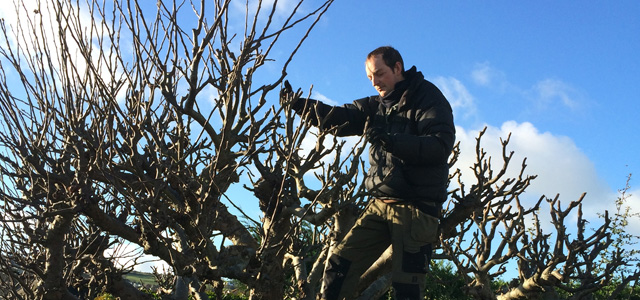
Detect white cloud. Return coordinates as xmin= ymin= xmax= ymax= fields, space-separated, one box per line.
xmin=135 ymin=256 xmax=172 ymax=273
xmin=104 ymin=241 xmax=171 ymax=273
xmin=431 ymin=76 xmax=477 ymax=119
xmin=298 ymin=126 xmax=364 ymax=170
xmin=626 ymin=189 xmax=640 ymax=232
xmin=2 ymin=0 xmax=128 ymax=102
xmin=454 ymin=121 xmax=614 ymax=222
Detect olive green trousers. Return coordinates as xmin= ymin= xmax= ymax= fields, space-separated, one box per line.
xmin=321 ymin=199 xmax=439 ymax=300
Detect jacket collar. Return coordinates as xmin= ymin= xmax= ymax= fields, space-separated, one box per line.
xmin=379 ymin=66 xmax=422 ymax=108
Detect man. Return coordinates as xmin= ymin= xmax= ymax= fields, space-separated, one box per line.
xmin=282 ymin=46 xmax=455 ymax=299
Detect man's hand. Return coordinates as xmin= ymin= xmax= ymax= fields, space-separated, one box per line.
xmin=280 ymin=80 xmax=295 ymax=106
xmin=366 ymin=126 xmax=393 ymax=151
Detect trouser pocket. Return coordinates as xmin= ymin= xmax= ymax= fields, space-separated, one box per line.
xmin=404 ymin=206 xmax=439 ymax=252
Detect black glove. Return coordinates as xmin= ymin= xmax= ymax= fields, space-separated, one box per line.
xmin=366 ymin=126 xmax=393 ymax=151
xmin=279 ymin=80 xmax=294 ymax=105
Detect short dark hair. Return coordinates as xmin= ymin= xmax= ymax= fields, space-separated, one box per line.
xmin=367 ymin=46 xmax=404 ymax=73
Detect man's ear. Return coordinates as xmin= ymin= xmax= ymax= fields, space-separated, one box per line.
xmin=394 ymin=61 xmax=403 ymax=74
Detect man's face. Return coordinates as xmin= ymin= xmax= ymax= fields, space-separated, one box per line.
xmin=365 ymin=54 xmax=404 ymax=97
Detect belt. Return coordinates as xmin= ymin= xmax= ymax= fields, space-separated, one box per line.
xmin=379 ymin=198 xmax=404 ymax=204
xmin=376 ymin=198 xmax=440 ymax=218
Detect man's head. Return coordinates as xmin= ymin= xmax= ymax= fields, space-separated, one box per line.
xmin=365 ymin=46 xmax=405 ymax=97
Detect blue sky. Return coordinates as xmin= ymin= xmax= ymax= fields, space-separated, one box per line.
xmin=278 ymin=1 xmax=640 ymax=220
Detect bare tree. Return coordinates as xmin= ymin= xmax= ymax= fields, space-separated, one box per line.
xmin=0 ymin=0 xmax=341 ymax=299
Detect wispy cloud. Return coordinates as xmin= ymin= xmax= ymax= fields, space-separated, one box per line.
xmin=230 ymin=0 xmax=308 ymax=27
xmin=431 ymin=76 xmax=477 ymax=120
xmin=470 ymin=62 xmax=588 ymax=114
xmin=529 ymin=78 xmax=585 ymax=111
xmin=471 ymin=62 xmax=507 ymax=88
xmin=311 ymin=91 xmax=339 ymax=106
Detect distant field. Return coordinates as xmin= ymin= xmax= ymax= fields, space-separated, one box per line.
xmin=124 ymin=271 xmax=158 ymax=288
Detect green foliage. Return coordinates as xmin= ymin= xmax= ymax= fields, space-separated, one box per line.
xmin=206 ymin=292 xmax=249 ymax=300
xmin=554 ymin=278 xmax=640 ymax=300
xmin=151 ymin=265 xmax=175 ymax=291
xmin=378 ymin=289 xmax=393 ymax=300
xmin=490 ymin=277 xmax=511 ymax=296
xmin=424 ymin=260 xmax=472 ymax=300
xmin=374 ymin=260 xmax=472 ymax=300
xmin=223 ymin=279 xmax=250 ymax=298
xmin=140 ymin=288 xmax=162 ymax=300
xmin=592 ymin=278 xmax=640 ymax=300
xmin=94 ymin=293 xmax=116 ymax=300
xmin=600 ymin=175 xmax=640 ymax=271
